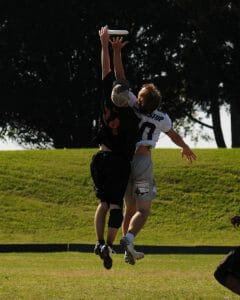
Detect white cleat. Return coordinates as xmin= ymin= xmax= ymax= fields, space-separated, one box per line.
xmin=124 ymin=250 xmax=144 ymax=264
xmin=120 ymin=236 xmax=144 ymax=265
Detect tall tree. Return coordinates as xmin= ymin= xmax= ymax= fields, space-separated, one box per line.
xmin=1 ymin=0 xmax=239 ymax=148
xmin=173 ymin=0 xmax=240 ymax=147
xmin=0 ymin=0 xmax=194 ymax=148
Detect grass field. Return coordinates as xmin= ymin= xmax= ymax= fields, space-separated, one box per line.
xmin=0 ymin=148 xmax=240 ymax=299
xmin=0 ymin=148 xmax=240 ymax=245
xmin=0 ymin=252 xmax=239 ymax=299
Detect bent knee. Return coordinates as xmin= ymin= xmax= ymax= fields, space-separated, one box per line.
xmin=108 ymin=209 xmax=123 ymax=229
xmin=138 ymin=208 xmax=150 ymax=219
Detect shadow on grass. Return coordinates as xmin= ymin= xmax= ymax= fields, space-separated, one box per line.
xmin=0 ymin=243 xmax=237 ymax=254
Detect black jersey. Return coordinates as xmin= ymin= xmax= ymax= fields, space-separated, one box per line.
xmin=95 ymin=72 xmax=139 ymax=161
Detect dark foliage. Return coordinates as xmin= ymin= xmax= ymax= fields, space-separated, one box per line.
xmin=0 ymin=0 xmax=240 ymax=147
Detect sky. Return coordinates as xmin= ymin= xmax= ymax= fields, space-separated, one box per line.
xmin=0 ymin=106 xmax=231 ymax=150
xmin=156 ymin=105 xmax=231 ymax=149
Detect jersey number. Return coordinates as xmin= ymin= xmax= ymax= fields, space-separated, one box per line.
xmin=139 ymin=122 xmax=156 ymax=140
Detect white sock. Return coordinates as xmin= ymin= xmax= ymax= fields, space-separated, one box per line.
xmin=125 ymin=232 xmax=135 ymax=243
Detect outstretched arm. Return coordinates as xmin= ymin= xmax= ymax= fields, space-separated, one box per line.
xmin=110 ymin=37 xmax=128 ymax=80
xmin=165 ymin=129 xmax=197 ymax=163
xmin=99 ymin=26 xmax=111 ymax=79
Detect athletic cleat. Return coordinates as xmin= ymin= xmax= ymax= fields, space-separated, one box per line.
xmin=124 ymin=250 xmax=144 ymax=263
xmin=94 ymin=241 xmax=102 ymax=256
xmin=120 ymin=236 xmax=141 ymax=265
xmin=100 ymin=245 xmax=113 ymax=270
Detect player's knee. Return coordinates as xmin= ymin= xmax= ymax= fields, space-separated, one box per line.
xmin=138 ymin=208 xmax=150 ymax=219
xmin=108 ymin=209 xmax=123 ymax=229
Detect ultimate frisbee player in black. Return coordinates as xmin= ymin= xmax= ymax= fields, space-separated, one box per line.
xmin=90 ymin=26 xmax=139 ymax=269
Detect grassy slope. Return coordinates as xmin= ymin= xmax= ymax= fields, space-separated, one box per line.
xmin=0 ymin=148 xmax=239 ymax=245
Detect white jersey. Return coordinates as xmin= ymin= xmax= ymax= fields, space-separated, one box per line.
xmin=128 ymin=91 xmax=172 ymax=148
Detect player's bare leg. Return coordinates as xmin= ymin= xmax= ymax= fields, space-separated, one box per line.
xmin=128 ymin=200 xmax=151 ymax=236
xmin=106 ymin=204 xmax=122 ymax=245
xmin=122 ymin=201 xmax=136 ymax=235
xmin=94 ymin=201 xmax=108 ymax=254
xmin=121 ymin=200 xmax=150 ymax=264
xmin=100 ymin=204 xmax=122 ymax=269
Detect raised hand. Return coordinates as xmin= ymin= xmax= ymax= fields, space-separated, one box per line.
xmin=99 ymin=25 xmax=110 ymax=46
xmin=110 ymin=36 xmax=129 ymax=51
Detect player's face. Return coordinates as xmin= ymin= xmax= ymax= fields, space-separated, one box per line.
xmin=137 ymin=87 xmax=147 ymax=107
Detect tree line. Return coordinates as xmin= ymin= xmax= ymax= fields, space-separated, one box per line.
xmin=0 ymin=0 xmax=239 ymax=148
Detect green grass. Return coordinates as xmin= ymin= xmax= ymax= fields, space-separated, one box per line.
xmin=0 ymin=148 xmax=240 ymax=245
xmin=0 ymin=252 xmax=238 ymax=299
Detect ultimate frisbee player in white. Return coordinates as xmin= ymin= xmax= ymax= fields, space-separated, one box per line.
xmin=110 ymin=37 xmax=197 ymax=265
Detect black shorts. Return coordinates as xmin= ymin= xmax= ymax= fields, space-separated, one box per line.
xmin=90 ymin=151 xmax=131 ymax=206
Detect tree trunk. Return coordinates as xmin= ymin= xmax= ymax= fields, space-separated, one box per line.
xmin=210 ymin=100 xmax=226 ymax=148
xmin=230 ymin=98 xmax=240 ymax=148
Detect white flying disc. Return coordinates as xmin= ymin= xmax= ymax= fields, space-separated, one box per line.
xmin=107 ymin=29 xmax=129 ymax=35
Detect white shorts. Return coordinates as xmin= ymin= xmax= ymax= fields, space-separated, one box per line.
xmin=124 ymin=154 xmax=156 ymax=203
